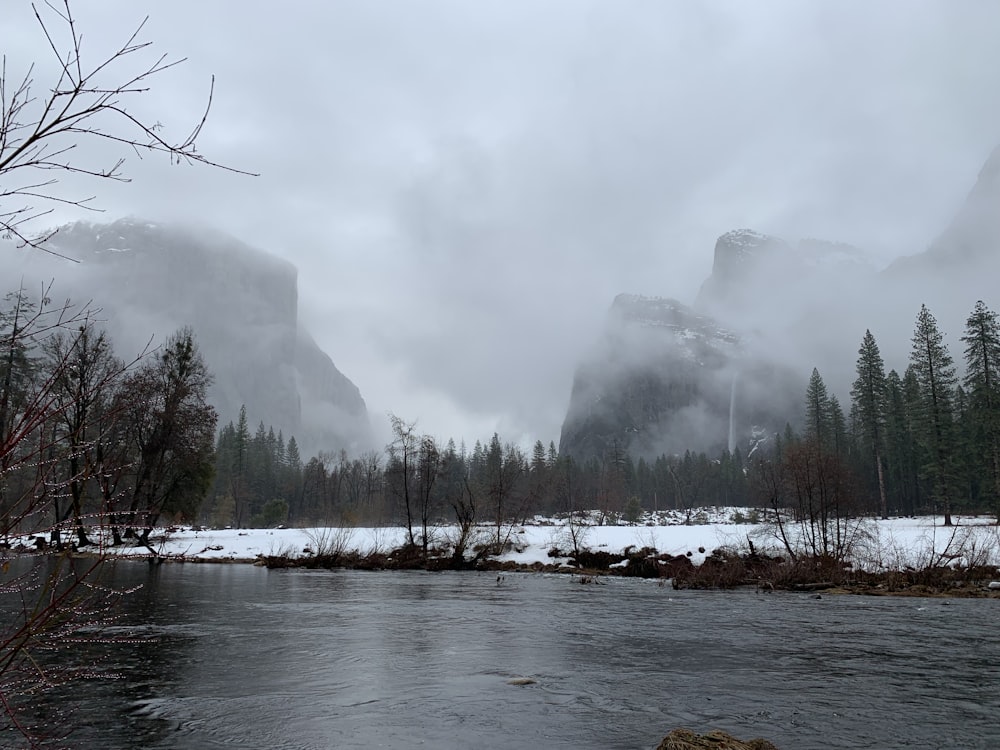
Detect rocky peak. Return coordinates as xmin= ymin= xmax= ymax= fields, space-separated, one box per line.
xmin=695 ymin=227 xmax=872 ymax=336
xmin=24 ymin=219 xmax=372 ymax=457
xmin=708 ymin=229 xmax=788 ymax=283
xmin=558 ymin=294 xmax=796 ymax=462
xmin=881 ymin=143 xmax=1000 ymax=320
xmin=560 ymin=144 xmax=1000 ymax=465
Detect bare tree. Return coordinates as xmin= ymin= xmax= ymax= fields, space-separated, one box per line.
xmin=748 ymin=453 xmax=795 ymax=561
xmin=385 ymin=413 xmax=419 ymax=548
xmin=1 ymin=0 xmax=253 ymax=253
xmin=483 ymin=434 xmax=528 ymax=553
xmin=415 ymin=435 xmax=440 ymax=557
xmin=0 ymin=287 xmax=138 ymax=743
xmin=1 ymin=3 xmax=245 ymax=742
xmin=43 ymin=322 xmax=128 ymax=547
xmin=0 ymin=284 xmax=112 ymax=540
xmin=119 ymin=328 xmax=217 ymax=545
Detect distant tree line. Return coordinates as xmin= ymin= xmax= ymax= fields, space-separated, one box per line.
xmin=199 ymin=300 xmax=1000 ymax=534
xmin=0 ymin=286 xmax=217 ymax=548
xmin=18 ymin=291 xmax=988 ymax=540
xmin=199 ymin=411 xmax=754 ymax=534
xmin=208 ymin=406 xmax=303 ymax=528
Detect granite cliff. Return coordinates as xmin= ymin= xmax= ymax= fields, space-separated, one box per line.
xmin=694 ymin=229 xmax=874 ymax=331
xmin=561 ymin=144 xmax=1000 ymax=463
xmin=558 ymin=294 xmax=798 ymax=462
xmin=19 ymin=218 xmax=371 ymax=457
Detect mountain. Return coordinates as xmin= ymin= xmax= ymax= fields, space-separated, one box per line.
xmin=694 ymin=228 xmax=875 ymax=335
xmin=15 ymin=218 xmax=371 ymax=456
xmin=562 ymin=144 xmax=1000 ymax=463
xmin=559 ymin=229 xmax=872 ymax=462
xmin=558 ymin=294 xmax=798 ymax=462
xmin=888 ymin=144 xmax=1000 ymax=275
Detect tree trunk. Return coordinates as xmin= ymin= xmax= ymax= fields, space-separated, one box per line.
xmin=875 ymin=447 xmax=888 ymax=519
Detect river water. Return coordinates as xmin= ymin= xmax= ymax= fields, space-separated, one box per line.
xmin=8 ymin=562 xmax=1000 ymax=749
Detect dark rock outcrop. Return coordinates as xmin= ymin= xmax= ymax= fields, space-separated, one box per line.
xmin=657 ymin=728 xmax=779 ymax=750
xmin=558 ymin=294 xmax=797 ymax=462
xmin=22 ymin=218 xmax=371 ymax=456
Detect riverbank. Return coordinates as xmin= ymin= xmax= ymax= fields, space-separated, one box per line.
xmin=10 ymin=509 xmax=998 ymax=596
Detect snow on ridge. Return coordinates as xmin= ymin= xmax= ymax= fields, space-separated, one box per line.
xmin=612 ymin=293 xmax=740 ymax=347
xmin=719 ymin=228 xmax=771 ymax=249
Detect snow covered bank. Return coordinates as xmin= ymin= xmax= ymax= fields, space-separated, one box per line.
xmin=78 ymin=511 xmax=1000 ymax=573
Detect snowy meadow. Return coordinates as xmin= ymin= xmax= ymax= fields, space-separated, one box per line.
xmin=87 ymin=508 xmax=1000 ymax=583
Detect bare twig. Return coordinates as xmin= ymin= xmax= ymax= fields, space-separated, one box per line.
xmin=0 ymin=1 xmax=257 ymax=255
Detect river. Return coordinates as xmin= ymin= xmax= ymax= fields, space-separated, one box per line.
xmin=7 ymin=562 xmax=1000 ymax=749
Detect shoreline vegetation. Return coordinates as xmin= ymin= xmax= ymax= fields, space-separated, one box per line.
xmin=7 ymin=507 xmax=999 ymax=598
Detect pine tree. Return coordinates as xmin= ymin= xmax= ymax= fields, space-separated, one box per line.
xmin=828 ymin=395 xmax=848 ymax=459
xmin=851 ymin=330 xmax=889 ymax=518
xmin=248 ymin=421 xmax=270 ymax=522
xmin=909 ymin=305 xmax=958 ymax=525
xmin=275 ymin=430 xmax=287 ymax=468
xmin=961 ymin=300 xmax=1000 ymax=518
xmin=804 ymin=368 xmax=831 ymax=449
xmin=286 ymin=435 xmax=301 ymax=469
xmin=903 ymin=366 xmax=929 ymax=513
xmin=232 ymin=405 xmax=251 ymax=526
xmin=531 ymin=440 xmax=547 ymax=473
xmin=281 ymin=435 xmax=303 ymax=520
xmin=952 ymin=385 xmax=979 ymax=508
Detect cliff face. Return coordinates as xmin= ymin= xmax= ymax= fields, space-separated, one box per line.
xmin=32 ymin=219 xmax=371 ymax=456
xmin=559 ymin=295 xmax=798 ymax=462
xmin=562 ymin=145 xmax=1000 ymax=463
xmin=559 ymin=228 xmax=869 ymax=462
xmin=295 ymin=327 xmax=369 ymax=454
xmin=694 ymin=229 xmax=874 ymax=333
xmin=887 ymin=144 xmax=1000 ymax=278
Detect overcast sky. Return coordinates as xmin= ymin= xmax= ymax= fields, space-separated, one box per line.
xmin=6 ymin=1 xmax=1000 ymax=447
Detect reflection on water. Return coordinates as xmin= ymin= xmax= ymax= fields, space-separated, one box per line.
xmin=9 ymin=562 xmax=1000 ymax=749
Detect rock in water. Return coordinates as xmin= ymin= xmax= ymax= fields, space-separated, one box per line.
xmin=657 ymin=728 xmax=779 ymax=750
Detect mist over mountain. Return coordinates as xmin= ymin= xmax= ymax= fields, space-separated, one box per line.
xmin=694 ymin=229 xmax=874 ymax=329
xmin=561 ymin=144 xmax=1000 ymax=463
xmin=558 ymin=294 xmax=799 ymax=462
xmin=889 ymin=144 xmax=1000 ymax=275
xmin=13 ymin=219 xmax=372 ymax=457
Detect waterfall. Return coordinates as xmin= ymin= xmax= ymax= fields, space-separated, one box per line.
xmin=727 ymin=371 xmax=738 ymax=454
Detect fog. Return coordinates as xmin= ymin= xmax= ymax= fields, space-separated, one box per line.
xmin=4 ymin=0 xmax=1000 ymax=449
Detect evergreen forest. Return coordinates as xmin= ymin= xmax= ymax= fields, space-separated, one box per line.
xmin=4 ymin=288 xmax=998 ymax=549
xmin=202 ymin=300 xmax=1000 ymax=532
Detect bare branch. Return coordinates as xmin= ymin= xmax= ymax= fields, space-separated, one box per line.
xmin=0 ymin=0 xmax=257 ymax=253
